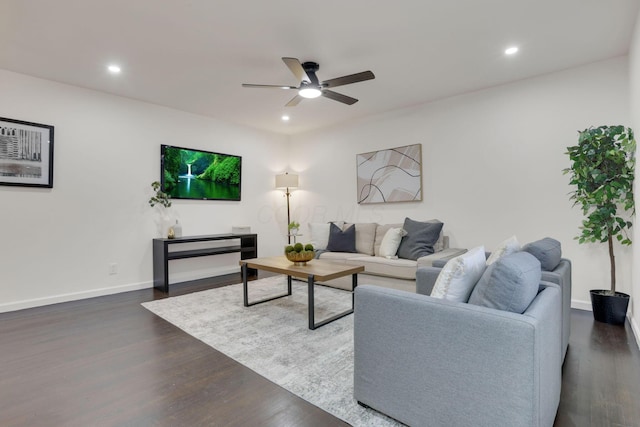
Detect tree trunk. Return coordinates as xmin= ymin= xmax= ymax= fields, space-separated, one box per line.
xmin=608 ymin=234 xmax=616 ymax=294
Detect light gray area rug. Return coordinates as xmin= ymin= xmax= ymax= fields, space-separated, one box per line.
xmin=142 ymin=276 xmax=401 ymax=426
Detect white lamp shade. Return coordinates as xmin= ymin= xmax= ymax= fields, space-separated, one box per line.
xmin=275 ymin=173 xmax=299 ymax=189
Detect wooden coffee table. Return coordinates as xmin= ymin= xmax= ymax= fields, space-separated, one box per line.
xmin=239 ymin=256 xmax=364 ymax=330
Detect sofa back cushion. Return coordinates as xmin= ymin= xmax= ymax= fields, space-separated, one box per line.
xmin=327 ymin=223 xmax=357 ymax=253
xmin=344 ymin=222 xmax=377 ymax=255
xmin=397 ymin=218 xmax=444 ymax=261
xmin=522 ymin=237 xmax=562 ymax=271
xmin=308 ymin=222 xmax=331 ymax=250
xmin=430 ymin=246 xmax=486 ymax=302
xmin=468 ymin=251 xmax=541 ymax=314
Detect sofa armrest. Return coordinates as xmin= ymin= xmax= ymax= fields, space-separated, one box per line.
xmin=354 ymin=284 xmax=562 ymax=427
xmin=415 ymin=266 xmax=440 ymax=295
xmin=416 ymin=248 xmax=467 ymax=268
xmin=541 ymin=258 xmax=572 ymax=361
xmin=432 ymin=258 xmax=448 ymax=268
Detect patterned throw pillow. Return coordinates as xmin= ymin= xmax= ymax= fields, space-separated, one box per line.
xmin=431 ymin=246 xmax=486 ymax=302
xmin=486 ymin=235 xmax=520 ymax=266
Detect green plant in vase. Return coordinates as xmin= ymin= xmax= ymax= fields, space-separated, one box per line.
xmin=148 ymin=181 xmax=175 ymax=238
xmin=564 ymin=125 xmax=635 ymax=324
xmin=148 ymin=181 xmax=172 ymax=208
xmin=288 ymin=221 xmax=301 ymax=235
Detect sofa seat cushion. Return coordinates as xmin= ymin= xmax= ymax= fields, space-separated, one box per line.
xmin=317 ymin=251 xmax=356 ymax=264
xmin=469 ymin=251 xmax=541 ymax=314
xmin=346 ymin=256 xmax=417 ymax=280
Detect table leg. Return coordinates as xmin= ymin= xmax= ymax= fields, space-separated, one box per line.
xmin=242 ymin=264 xmax=249 ymax=307
xmin=243 ymin=267 xmax=293 ymax=307
xmin=352 ymin=272 xmax=358 ymax=310
xmin=308 ymin=273 xmax=358 ymax=330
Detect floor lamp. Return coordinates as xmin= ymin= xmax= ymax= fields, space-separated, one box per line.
xmin=275 ymin=172 xmax=299 ymax=244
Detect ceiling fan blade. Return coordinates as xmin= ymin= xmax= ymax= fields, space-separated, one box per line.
xmin=322 ymin=71 xmax=375 ymax=88
xmin=322 ymin=90 xmax=358 ymax=105
xmin=285 ymin=95 xmax=304 ymax=107
xmin=242 ymin=83 xmax=297 ymax=89
xmin=282 ymin=57 xmax=311 ymax=83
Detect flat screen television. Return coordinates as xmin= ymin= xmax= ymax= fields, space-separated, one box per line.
xmin=161 ymin=144 xmax=241 ymax=201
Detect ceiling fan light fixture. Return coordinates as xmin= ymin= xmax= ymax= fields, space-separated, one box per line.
xmin=299 ymin=87 xmax=322 ymax=99
xmin=505 ymin=46 xmax=519 ymax=55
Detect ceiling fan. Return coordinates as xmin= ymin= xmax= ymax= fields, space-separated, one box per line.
xmin=242 ymin=57 xmax=375 ymax=107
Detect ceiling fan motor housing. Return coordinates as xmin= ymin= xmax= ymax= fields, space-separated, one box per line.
xmin=301 ymin=62 xmax=320 ymax=84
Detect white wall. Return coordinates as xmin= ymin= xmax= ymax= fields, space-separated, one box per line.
xmin=630 ymin=9 xmax=640 ymax=340
xmin=290 ymin=57 xmax=632 ymax=308
xmin=0 ymin=70 xmax=289 ymax=312
xmin=1 ymin=54 xmax=635 ymax=314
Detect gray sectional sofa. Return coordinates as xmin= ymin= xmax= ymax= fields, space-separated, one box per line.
xmin=309 ymin=219 xmax=466 ymax=292
xmin=425 ymin=237 xmax=572 ymax=361
xmin=354 ymin=250 xmax=563 ymax=427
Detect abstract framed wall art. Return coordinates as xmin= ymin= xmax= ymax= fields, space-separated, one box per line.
xmin=357 ymin=143 xmax=422 ymax=204
xmin=0 ymin=117 xmax=54 ymax=188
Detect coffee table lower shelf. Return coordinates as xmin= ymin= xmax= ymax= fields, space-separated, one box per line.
xmin=240 ymin=256 xmax=364 ymax=330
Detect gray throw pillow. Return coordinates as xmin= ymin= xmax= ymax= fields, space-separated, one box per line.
xmin=522 ymin=237 xmax=562 ymax=271
xmin=396 ymin=218 xmax=444 ymax=260
xmin=326 ymin=223 xmax=357 ymax=253
xmin=468 ymin=252 xmax=541 ymax=314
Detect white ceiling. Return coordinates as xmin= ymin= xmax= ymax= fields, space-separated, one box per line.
xmin=1 ymin=0 xmax=638 ymax=135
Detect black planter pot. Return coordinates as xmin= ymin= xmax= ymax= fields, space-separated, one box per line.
xmin=590 ymin=290 xmax=630 ymax=325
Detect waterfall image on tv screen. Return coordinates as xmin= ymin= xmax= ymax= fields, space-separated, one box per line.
xmin=161 ymin=145 xmax=241 ymax=201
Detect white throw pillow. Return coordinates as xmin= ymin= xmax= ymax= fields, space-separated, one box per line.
xmin=431 ymin=246 xmax=486 ymax=302
xmin=486 ymin=235 xmax=520 ymax=266
xmin=378 ymin=227 xmax=407 ymax=258
xmin=308 ymin=223 xmax=331 ymax=250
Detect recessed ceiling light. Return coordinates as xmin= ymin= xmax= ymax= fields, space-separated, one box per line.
xmin=107 ymin=64 xmax=121 ymax=74
xmin=281 ymin=115 xmax=290 ymax=121
xmin=505 ymin=46 xmax=519 ymax=55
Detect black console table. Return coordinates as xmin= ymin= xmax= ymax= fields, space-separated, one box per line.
xmin=153 ymin=233 xmax=257 ymax=292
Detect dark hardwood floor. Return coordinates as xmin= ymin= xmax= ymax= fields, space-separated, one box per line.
xmin=0 ymin=274 xmax=639 ymax=427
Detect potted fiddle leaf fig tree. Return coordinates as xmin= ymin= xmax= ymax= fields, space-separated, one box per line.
xmin=564 ymin=125 xmax=635 ymax=325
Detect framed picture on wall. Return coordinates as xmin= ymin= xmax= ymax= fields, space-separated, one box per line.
xmin=357 ymin=143 xmax=422 ymax=204
xmin=0 ymin=117 xmax=54 ymax=188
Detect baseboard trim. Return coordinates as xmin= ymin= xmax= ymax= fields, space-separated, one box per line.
xmin=0 ymin=281 xmax=153 ymax=314
xmin=571 ymin=299 xmax=592 ymax=311
xmin=631 ymin=315 xmax=640 ymax=351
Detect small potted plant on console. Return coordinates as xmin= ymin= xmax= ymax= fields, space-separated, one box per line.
xmin=148 ymin=181 xmax=176 ymax=238
xmin=288 ymin=221 xmax=301 ymax=236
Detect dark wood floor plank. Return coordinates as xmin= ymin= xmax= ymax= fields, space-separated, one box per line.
xmin=554 ymin=310 xmax=640 ymax=427
xmin=1 ymin=274 xmax=639 ymax=427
